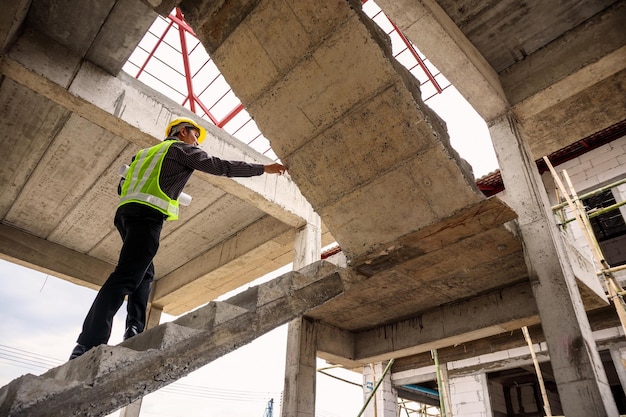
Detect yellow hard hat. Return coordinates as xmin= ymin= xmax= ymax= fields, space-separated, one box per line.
xmin=165 ymin=117 xmax=207 ymax=144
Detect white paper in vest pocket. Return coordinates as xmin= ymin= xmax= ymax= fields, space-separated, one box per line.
xmin=118 ymin=164 xmax=192 ymax=206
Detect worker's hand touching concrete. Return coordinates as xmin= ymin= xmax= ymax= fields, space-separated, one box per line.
xmin=264 ymin=163 xmax=286 ymax=175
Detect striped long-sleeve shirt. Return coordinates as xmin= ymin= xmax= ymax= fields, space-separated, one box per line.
xmin=121 ymin=138 xmax=265 ymax=200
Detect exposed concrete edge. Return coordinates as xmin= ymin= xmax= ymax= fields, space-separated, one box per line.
xmin=178 ymin=0 xmax=263 ymax=55
xmin=0 ymin=223 xmax=113 ymax=290
xmin=139 ymin=0 xmax=181 ymax=17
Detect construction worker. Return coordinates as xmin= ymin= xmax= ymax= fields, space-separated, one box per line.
xmin=70 ymin=117 xmax=286 ymax=360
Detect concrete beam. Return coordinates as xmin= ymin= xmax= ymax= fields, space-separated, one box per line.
xmin=376 ymin=0 xmax=509 ymax=121
xmin=516 ymin=68 xmax=626 ymax=159
xmin=353 ymin=281 xmax=538 ymax=363
xmin=0 ymin=224 xmax=113 ymax=290
xmin=392 ymin=307 xmax=622 ymax=375
xmin=1 ymin=30 xmax=309 ymax=228
xmin=316 ymin=322 xmax=359 ymax=369
xmin=313 ymin=281 xmax=538 ymax=368
xmin=394 ymin=329 xmax=625 ymax=387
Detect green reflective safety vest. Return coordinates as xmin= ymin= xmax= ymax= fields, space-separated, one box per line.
xmin=118 ymin=140 xmax=180 ymax=220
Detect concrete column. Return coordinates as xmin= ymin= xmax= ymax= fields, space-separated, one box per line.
xmin=489 ymin=112 xmax=618 ymax=416
xmin=281 ymin=316 xmax=317 ymax=417
xmin=119 ymin=305 xmax=163 ymax=417
xmin=362 ymin=361 xmax=398 ymax=417
xmin=281 ymin=216 xmax=321 ymax=417
xmin=293 ymin=214 xmax=321 ymax=270
xmin=449 ymin=374 xmax=493 ymax=417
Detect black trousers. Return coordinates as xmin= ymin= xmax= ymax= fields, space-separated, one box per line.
xmin=77 ymin=203 xmax=164 ymax=347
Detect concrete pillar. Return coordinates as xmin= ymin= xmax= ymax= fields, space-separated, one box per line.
xmin=449 ymin=374 xmax=493 ymax=417
xmin=293 ymin=214 xmax=321 ymax=270
xmin=281 ymin=316 xmax=317 ymax=417
xmin=362 ymin=361 xmax=398 ymax=417
xmin=489 ymin=112 xmax=618 ymax=416
xmin=119 ymin=305 xmax=163 ymax=417
xmin=281 ymin=216 xmax=321 ymax=417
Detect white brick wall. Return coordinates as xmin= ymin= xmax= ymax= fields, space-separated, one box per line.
xmin=362 ymin=361 xmax=397 ymax=417
xmin=449 ymin=374 xmax=492 ymax=417
xmin=542 ymin=135 xmax=626 ymax=279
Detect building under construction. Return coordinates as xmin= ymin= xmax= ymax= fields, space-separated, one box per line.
xmin=0 ymin=0 xmax=625 ymax=416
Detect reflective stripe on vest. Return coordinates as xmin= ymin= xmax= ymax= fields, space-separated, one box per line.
xmin=118 ymin=141 xmax=179 ymax=220
xmin=119 ymin=192 xmax=179 ymax=218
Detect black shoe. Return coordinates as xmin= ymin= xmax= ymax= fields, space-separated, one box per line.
xmin=69 ymin=344 xmax=91 ymax=360
xmin=123 ymin=325 xmax=141 ymax=340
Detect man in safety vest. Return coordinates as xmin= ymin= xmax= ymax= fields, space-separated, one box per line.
xmin=70 ymin=117 xmax=286 ymax=360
